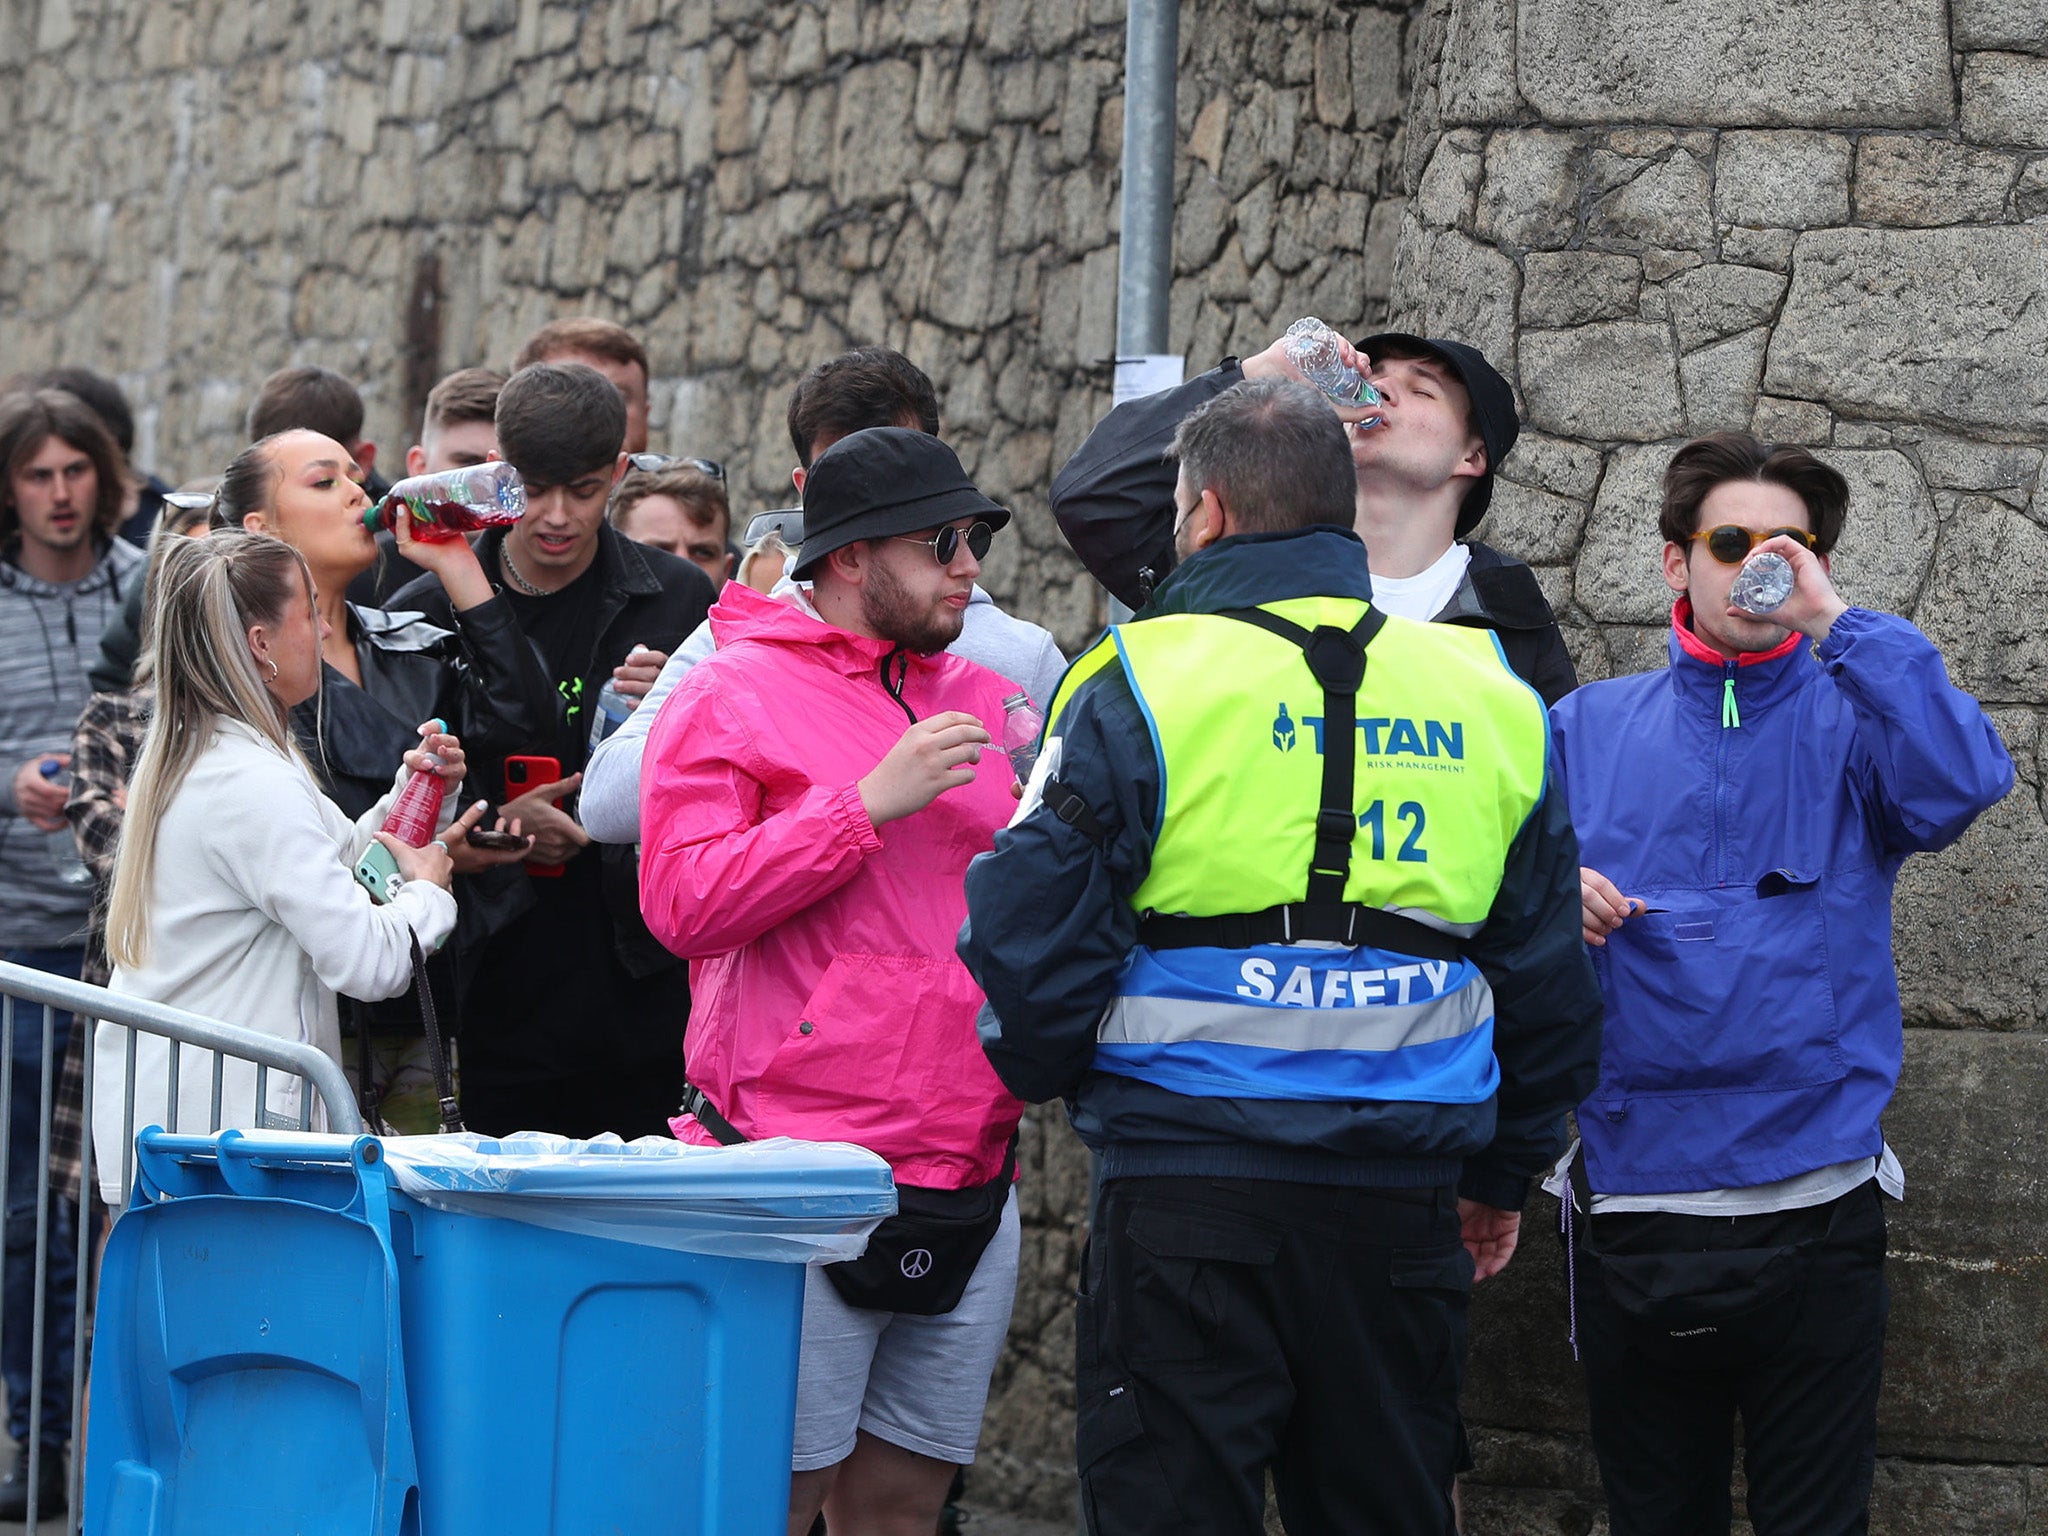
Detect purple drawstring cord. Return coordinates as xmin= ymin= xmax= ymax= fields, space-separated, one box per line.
xmin=1560 ymin=1180 xmax=1581 ymax=1362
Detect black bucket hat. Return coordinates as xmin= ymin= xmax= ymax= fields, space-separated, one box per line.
xmin=790 ymin=428 xmax=1009 ymax=578
xmin=1357 ymin=334 xmax=1518 ymax=538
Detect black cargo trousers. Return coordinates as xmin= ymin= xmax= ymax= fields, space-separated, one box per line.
xmin=1076 ymin=1175 xmax=1472 ymax=1536
xmin=1573 ymin=1179 xmax=1890 ymax=1536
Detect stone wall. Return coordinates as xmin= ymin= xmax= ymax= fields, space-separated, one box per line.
xmin=0 ymin=0 xmax=1414 ymax=661
xmin=2 ymin=0 xmax=2044 ymax=1528
xmin=1397 ymin=0 xmax=2048 ymax=1527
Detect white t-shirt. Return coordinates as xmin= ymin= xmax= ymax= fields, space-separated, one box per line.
xmin=1367 ymin=543 xmax=1471 ymax=623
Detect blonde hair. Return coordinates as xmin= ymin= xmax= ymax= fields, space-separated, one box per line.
xmin=107 ymin=532 xmax=315 ymax=969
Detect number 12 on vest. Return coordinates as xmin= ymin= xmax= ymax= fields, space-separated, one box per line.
xmin=1356 ymin=800 xmax=1427 ymax=862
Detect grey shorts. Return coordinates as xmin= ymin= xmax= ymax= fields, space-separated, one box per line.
xmin=790 ymin=1187 xmax=1020 ymax=1471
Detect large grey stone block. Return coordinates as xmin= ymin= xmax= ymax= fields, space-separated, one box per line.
xmin=1388 ymin=224 xmax=1520 ymax=384
xmin=1892 ymin=708 xmax=2047 ymax=1033
xmin=1572 ymin=441 xmax=1683 ymax=622
xmin=1664 ymin=263 xmax=1787 ymax=352
xmin=1813 ymin=447 xmax=1935 ymax=615
xmin=1585 ymin=145 xmax=1713 ymax=250
xmin=1715 ymin=130 xmax=1852 ymax=227
xmin=1438 ymin=0 xmax=1518 ymax=125
xmin=1915 ymin=495 xmax=2048 ymax=701
xmin=1516 ymin=0 xmax=1952 ymax=128
xmin=1521 ymin=252 xmax=1641 ymax=329
xmin=1962 ymin=52 xmax=2048 ymax=148
xmin=1474 ymin=129 xmax=1588 ymax=250
xmin=1679 ymin=326 xmax=1768 ymax=432
xmin=1767 ymin=227 xmax=2048 ymax=435
xmin=1522 ymin=323 xmax=1683 ymax=443
xmin=1854 ymin=136 xmax=2020 ymax=226
xmin=1477 ymin=478 xmax=1587 ymax=565
xmin=1881 ymin=1033 xmax=2048 ymax=1460
xmin=1954 ymin=0 xmax=2048 ymax=51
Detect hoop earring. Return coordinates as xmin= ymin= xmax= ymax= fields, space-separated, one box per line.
xmin=263 ymin=658 xmax=279 ymax=682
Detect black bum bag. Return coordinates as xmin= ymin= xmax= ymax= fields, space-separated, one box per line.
xmin=680 ymin=1084 xmax=1015 ymax=1316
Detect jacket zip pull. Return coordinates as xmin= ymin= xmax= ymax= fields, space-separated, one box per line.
xmin=878 ymin=648 xmax=917 ymax=725
xmin=1721 ymin=674 xmax=1740 ymax=730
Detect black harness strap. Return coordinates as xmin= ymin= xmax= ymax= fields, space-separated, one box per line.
xmin=1137 ymin=903 xmax=1461 ymax=961
xmin=1216 ymin=605 xmax=1384 ymax=905
xmin=1135 ymin=603 xmax=1463 ymax=964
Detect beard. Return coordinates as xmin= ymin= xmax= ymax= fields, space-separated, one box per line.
xmin=861 ymin=552 xmax=964 ymax=655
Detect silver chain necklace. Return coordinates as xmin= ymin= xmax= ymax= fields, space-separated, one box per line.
xmin=499 ymin=537 xmax=556 ymax=597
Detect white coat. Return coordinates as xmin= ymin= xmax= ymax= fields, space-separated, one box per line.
xmin=93 ymin=718 xmax=456 ymax=1200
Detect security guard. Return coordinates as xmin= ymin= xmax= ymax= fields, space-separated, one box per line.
xmin=958 ymin=378 xmax=1602 ymax=1536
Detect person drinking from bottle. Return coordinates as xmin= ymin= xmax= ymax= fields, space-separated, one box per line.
xmin=211 ymin=428 xmax=547 ymax=1130
xmin=92 ymin=532 xmax=498 ymax=1196
xmin=1548 ymin=431 xmax=2013 ymax=1535
xmin=640 ymin=427 xmax=1026 ymax=1536
xmin=1051 ymin=323 xmax=1577 ymax=705
xmin=389 ymin=363 xmax=715 ymax=1139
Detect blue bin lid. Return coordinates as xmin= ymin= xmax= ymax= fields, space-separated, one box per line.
xmin=378 ymin=1133 xmax=899 ymax=1263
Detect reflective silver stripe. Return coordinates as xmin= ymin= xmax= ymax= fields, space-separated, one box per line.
xmin=1100 ymin=976 xmax=1493 ymax=1054
xmin=1384 ymin=905 xmax=1485 ymax=939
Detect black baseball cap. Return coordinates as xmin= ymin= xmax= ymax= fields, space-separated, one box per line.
xmin=790 ymin=428 xmax=1009 ymax=578
xmin=1357 ymin=334 xmax=1518 ymax=537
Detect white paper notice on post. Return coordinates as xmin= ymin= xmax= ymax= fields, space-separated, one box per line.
xmin=1114 ymin=354 xmax=1186 ymax=408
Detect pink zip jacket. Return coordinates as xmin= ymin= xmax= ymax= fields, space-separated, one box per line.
xmin=640 ymin=582 xmax=1026 ymax=1189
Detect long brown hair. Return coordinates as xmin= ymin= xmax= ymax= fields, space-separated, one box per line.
xmin=107 ymin=532 xmax=315 ymax=968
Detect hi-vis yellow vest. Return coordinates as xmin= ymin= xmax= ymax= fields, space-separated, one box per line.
xmin=1048 ymin=598 xmax=1550 ymax=1104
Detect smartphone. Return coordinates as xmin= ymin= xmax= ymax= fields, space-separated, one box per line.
xmin=353 ymin=841 xmax=404 ymax=905
xmin=503 ymin=754 xmax=568 ymax=876
xmin=466 ymin=826 xmax=529 ymax=852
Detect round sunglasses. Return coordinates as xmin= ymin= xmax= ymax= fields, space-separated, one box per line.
xmin=1690 ymin=524 xmax=1817 ymax=564
xmin=894 ymin=521 xmax=995 ymax=565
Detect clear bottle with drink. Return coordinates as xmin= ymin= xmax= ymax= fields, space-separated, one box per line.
xmin=365 ymin=463 xmax=526 ymax=541
xmin=37 ymin=760 xmax=89 ymax=887
xmin=1730 ymin=551 xmax=1795 ymax=615
xmin=1283 ymin=317 xmax=1384 ymax=426
xmin=1001 ymin=693 xmax=1045 ymax=782
xmin=588 ymin=674 xmax=637 ymax=754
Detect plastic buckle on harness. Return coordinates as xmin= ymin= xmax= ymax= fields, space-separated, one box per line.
xmin=1315 ymin=809 xmax=1357 ymax=844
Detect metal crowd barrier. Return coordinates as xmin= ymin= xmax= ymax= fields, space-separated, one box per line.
xmin=0 ymin=958 xmax=362 ymax=1534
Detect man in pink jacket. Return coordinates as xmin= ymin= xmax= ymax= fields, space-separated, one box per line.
xmin=640 ymin=427 xmax=1028 ymax=1536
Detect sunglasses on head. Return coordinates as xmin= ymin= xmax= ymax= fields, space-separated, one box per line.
xmin=1690 ymin=524 xmax=1817 ymax=564
xmin=626 ymin=452 xmax=726 ymax=482
xmin=894 ymin=521 xmax=994 ymax=565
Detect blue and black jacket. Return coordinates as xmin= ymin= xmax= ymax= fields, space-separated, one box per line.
xmin=958 ymin=528 xmax=1602 ymax=1208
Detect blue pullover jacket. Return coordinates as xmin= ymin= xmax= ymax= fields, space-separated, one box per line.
xmin=1550 ymin=602 xmax=2012 ymax=1194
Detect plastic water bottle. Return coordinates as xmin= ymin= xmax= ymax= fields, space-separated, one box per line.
xmin=1283 ymin=317 xmax=1384 ymax=425
xmin=1730 ymin=551 xmax=1795 ymax=615
xmin=587 ymin=671 xmax=638 ymax=754
xmin=1001 ymin=693 xmax=1044 ymax=782
xmin=37 ymin=761 xmax=89 ymax=887
xmin=366 ymin=462 xmax=526 ymax=540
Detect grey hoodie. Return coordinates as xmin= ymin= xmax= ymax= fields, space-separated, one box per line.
xmin=0 ymin=539 xmax=146 ymax=947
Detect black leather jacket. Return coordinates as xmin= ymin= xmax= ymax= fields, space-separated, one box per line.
xmin=293 ymin=597 xmax=559 ymax=1028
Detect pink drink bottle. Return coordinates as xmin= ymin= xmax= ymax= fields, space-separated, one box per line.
xmin=353 ymin=721 xmax=447 ymax=903
xmin=366 ymin=462 xmax=526 ymax=541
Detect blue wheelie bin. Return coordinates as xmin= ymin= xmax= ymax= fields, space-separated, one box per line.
xmin=87 ymin=1128 xmax=896 ymax=1536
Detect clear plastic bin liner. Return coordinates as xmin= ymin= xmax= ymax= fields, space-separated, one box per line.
xmin=378 ymin=1132 xmax=897 ymax=1263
